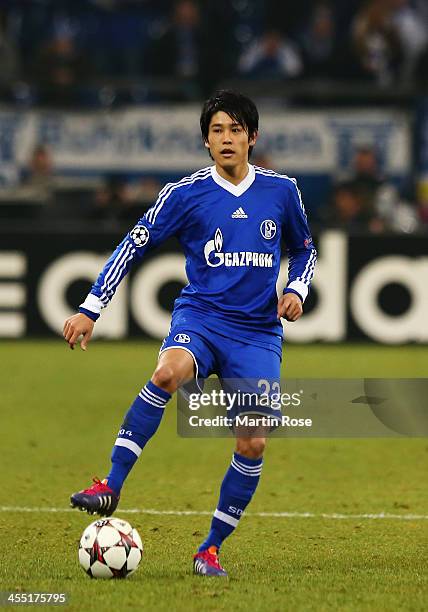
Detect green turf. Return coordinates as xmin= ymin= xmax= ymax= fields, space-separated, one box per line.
xmin=0 ymin=341 xmax=427 ymax=611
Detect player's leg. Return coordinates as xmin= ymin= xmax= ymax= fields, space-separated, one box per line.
xmin=194 ymin=340 xmax=280 ymax=576
xmin=194 ymin=422 xmax=268 ymax=571
xmin=194 ymin=426 xmax=267 ymax=577
xmin=70 ymin=348 xmax=194 ymax=516
xmin=105 ymin=348 xmax=195 ymax=493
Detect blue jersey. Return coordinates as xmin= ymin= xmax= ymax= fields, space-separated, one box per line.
xmin=79 ymin=164 xmax=317 ymax=354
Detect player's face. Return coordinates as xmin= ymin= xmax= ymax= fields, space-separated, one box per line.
xmin=205 ymin=111 xmax=257 ymax=170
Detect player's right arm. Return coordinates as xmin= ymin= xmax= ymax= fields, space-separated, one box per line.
xmin=63 ymin=313 xmax=94 ymax=350
xmin=63 ymin=184 xmax=185 ymax=350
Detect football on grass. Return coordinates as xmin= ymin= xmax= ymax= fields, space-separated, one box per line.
xmin=78 ymin=518 xmax=143 ymax=578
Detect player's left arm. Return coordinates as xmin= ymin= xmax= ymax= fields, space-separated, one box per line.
xmin=278 ymin=179 xmax=317 ymax=322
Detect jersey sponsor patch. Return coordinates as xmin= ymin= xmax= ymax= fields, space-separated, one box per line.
xmin=130 ymin=224 xmax=150 ymax=247
xmin=260 ymin=220 xmax=277 ymax=240
xmin=204 ymin=228 xmax=273 ymax=268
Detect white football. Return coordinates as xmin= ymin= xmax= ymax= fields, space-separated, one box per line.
xmin=78 ymin=518 xmax=143 ymax=579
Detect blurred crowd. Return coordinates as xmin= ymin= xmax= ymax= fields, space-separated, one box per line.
xmin=0 ymin=0 xmax=427 ymax=234
xmin=252 ymin=147 xmax=424 ymax=235
xmin=318 ymin=146 xmax=419 ymax=234
xmin=0 ymin=0 xmax=428 ymax=106
xmin=0 ymin=139 xmax=424 ymax=235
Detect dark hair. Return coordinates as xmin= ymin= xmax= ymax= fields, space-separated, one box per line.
xmin=200 ymin=90 xmax=259 ymax=159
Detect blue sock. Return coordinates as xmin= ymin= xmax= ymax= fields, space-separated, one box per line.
xmin=198 ymin=452 xmax=263 ymax=552
xmin=106 ymin=381 xmax=171 ymax=495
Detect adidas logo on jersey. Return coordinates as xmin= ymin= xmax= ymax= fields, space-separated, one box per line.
xmin=231 ymin=207 xmax=248 ymax=219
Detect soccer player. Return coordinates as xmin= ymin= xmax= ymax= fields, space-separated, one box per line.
xmin=64 ymin=90 xmax=317 ymax=577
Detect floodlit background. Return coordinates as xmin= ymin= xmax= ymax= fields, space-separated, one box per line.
xmin=0 ymin=2 xmax=427 ymax=610
xmin=0 ymin=0 xmax=427 ymax=343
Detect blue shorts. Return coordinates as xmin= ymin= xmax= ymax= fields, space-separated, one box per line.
xmin=159 ymin=315 xmax=282 ymax=423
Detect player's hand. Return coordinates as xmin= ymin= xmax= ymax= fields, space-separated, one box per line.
xmin=277 ymin=293 xmax=303 ymax=322
xmin=63 ymin=313 xmax=95 ymax=351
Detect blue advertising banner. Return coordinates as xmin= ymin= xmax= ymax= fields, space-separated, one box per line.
xmin=0 ymin=106 xmax=410 ymax=178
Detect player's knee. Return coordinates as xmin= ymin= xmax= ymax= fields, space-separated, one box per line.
xmin=236 ymin=437 xmax=266 ymax=459
xmin=152 ymin=363 xmax=180 ymax=394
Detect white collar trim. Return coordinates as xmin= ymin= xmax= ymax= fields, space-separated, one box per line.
xmin=210 ymin=164 xmax=255 ymax=197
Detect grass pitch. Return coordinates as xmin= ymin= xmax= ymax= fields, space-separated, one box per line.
xmin=0 ymin=341 xmax=427 ymax=611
